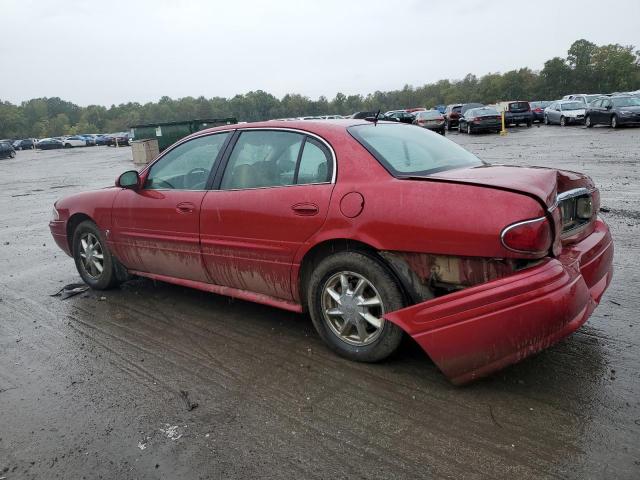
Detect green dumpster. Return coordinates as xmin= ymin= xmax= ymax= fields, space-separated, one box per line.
xmin=129 ymin=118 xmax=237 ymax=151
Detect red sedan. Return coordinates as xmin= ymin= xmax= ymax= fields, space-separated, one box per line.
xmin=49 ymin=120 xmax=613 ymax=384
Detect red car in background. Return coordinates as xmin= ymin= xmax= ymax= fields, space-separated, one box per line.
xmin=49 ymin=120 xmax=613 ymax=384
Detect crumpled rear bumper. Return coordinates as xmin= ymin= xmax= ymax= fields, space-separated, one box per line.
xmin=384 ymin=218 xmax=613 ymax=385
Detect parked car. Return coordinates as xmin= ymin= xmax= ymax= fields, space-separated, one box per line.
xmin=499 ymin=101 xmax=533 ymax=127
xmin=384 ymin=110 xmax=415 ymax=123
xmin=530 ymin=101 xmax=552 ymax=122
xmin=79 ymin=134 xmax=97 ymax=146
xmin=105 ymin=132 xmax=130 ymax=146
xmin=412 ymin=110 xmax=446 ymax=135
xmin=36 ymin=138 xmax=64 ymax=150
xmin=573 ymin=94 xmax=603 ymax=107
xmin=444 ymin=104 xmax=463 ymax=130
xmin=95 ymin=134 xmax=110 ymax=145
xmin=13 ymin=138 xmax=35 ymax=150
xmin=351 ymin=111 xmax=381 ymax=119
xmin=460 ymin=103 xmax=485 ymax=116
xmin=405 ymin=107 xmax=427 ymax=113
xmin=0 ymin=141 xmax=16 ymax=159
xmin=585 ymin=95 xmax=640 ymax=128
xmin=62 ymin=136 xmax=87 ymax=148
xmin=544 ymin=101 xmax=586 ymax=126
xmin=48 ymin=119 xmax=613 ymax=385
xmin=458 ymin=107 xmax=502 ymax=134
xmin=563 ymin=94 xmax=603 ymax=106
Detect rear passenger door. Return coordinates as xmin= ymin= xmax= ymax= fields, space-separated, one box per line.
xmin=199 ymin=129 xmax=335 ymax=301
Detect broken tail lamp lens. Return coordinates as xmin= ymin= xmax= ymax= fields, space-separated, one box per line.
xmin=501 ymin=217 xmax=552 ymax=255
xmin=576 ymin=196 xmax=593 ymax=219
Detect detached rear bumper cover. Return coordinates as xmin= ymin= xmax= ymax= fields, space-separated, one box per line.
xmin=384 ymin=218 xmax=613 ymax=385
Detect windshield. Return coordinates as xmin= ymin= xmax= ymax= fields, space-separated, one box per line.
xmin=561 ymin=102 xmax=584 ymax=111
xmin=612 ymin=97 xmax=640 ymax=107
xmin=585 ymin=95 xmax=602 ymax=102
xmin=348 ymin=124 xmax=483 ymax=176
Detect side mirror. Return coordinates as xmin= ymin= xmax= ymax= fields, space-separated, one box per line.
xmin=605 ymin=105 xmax=612 ymax=110
xmin=116 ymin=170 xmax=140 ymax=189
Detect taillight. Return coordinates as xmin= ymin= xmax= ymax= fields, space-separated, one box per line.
xmin=501 ymin=217 xmax=552 ymax=256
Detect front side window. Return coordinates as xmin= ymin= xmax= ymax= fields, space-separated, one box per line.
xmin=145 ymin=132 xmax=230 ymax=190
xmin=349 ymin=123 xmax=483 ymax=176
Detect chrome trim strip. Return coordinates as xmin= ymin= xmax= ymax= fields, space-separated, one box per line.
xmin=557 ymin=187 xmax=591 ymax=202
xmin=500 ymin=216 xmax=549 ymax=256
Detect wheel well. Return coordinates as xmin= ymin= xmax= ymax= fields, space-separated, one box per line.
xmin=66 ymin=213 xmax=93 ymax=251
xmin=297 ymin=239 xmax=412 ymax=312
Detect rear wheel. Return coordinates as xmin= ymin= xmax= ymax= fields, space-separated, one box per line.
xmin=307 ymin=251 xmax=405 ymax=362
xmin=585 ymin=115 xmax=593 ymax=128
xmin=10 ymin=150 xmax=16 ymax=158
xmin=73 ymin=220 xmax=121 ymax=290
xmin=64 ymin=143 xmax=72 ymax=148
xmin=611 ymin=115 xmax=618 ymax=129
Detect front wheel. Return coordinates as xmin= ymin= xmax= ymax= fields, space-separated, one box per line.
xmin=611 ymin=115 xmax=619 ymax=129
xmin=544 ymin=115 xmax=549 ymax=125
xmin=560 ymin=116 xmax=566 ymax=127
xmin=307 ymin=251 xmax=405 ymax=362
xmin=10 ymin=151 xmax=16 ymax=158
xmin=585 ymin=115 xmax=593 ymax=128
xmin=467 ymin=124 xmax=473 ymax=134
xmin=73 ymin=220 xmax=121 ymax=290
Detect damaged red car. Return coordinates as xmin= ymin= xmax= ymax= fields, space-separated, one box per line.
xmin=49 ymin=120 xmax=613 ymax=384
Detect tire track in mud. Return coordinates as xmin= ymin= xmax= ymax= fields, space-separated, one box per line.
xmin=62 ymin=297 xmax=583 ymax=478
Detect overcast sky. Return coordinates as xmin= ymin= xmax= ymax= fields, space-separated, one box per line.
xmin=1 ymin=0 xmax=639 ymax=106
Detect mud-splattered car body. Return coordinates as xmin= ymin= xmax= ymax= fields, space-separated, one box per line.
xmin=49 ymin=120 xmax=613 ymax=384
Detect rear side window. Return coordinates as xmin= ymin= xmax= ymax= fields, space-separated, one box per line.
xmin=296 ymin=138 xmax=331 ymax=184
xmin=349 ymin=124 xmax=483 ymax=176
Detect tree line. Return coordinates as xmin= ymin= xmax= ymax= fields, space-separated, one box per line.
xmin=1 ymin=39 xmax=638 ymax=139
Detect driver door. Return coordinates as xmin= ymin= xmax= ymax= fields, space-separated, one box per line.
xmin=109 ymin=131 xmax=232 ymax=282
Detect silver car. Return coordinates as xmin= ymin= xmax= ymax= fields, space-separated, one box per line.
xmin=544 ymin=101 xmax=586 ymax=126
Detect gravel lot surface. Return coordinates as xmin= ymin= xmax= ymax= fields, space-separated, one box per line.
xmin=1 ymin=124 xmax=639 ymax=479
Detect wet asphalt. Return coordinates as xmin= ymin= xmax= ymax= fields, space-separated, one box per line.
xmin=0 ymin=124 xmax=639 ymax=479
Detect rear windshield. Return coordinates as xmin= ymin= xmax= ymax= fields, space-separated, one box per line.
xmin=418 ymin=110 xmax=442 ymax=119
xmin=348 ymin=124 xmax=483 ymax=176
xmin=612 ymin=97 xmax=640 ymax=107
xmin=469 ymin=107 xmax=499 ymax=116
xmin=509 ymin=102 xmax=529 ymax=111
xmin=452 ymin=106 xmax=462 ymax=113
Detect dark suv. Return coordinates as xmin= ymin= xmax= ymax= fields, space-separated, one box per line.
xmin=503 ymin=101 xmax=533 ymax=127
xmin=444 ymin=104 xmax=463 ymax=130
xmin=586 ymin=95 xmax=640 ymax=128
xmin=0 ymin=141 xmax=16 ymax=159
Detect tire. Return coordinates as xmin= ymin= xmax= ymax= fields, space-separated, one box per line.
xmin=64 ymin=143 xmax=72 ymax=148
xmin=72 ymin=220 xmax=121 ymax=290
xmin=544 ymin=115 xmax=549 ymax=125
xmin=467 ymin=124 xmax=473 ymax=134
xmin=458 ymin=123 xmax=464 ymax=134
xmin=441 ymin=128 xmax=446 ymax=136
xmin=526 ymin=121 xmax=532 ymax=128
xmin=585 ymin=115 xmax=593 ymax=128
xmin=611 ymin=115 xmax=618 ymax=129
xmin=560 ymin=116 xmax=566 ymax=127
xmin=307 ymin=251 xmax=405 ymax=362
xmin=9 ymin=151 xmax=16 ymax=158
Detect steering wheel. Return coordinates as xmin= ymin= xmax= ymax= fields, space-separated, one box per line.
xmin=149 ymin=178 xmax=174 ymax=189
xmin=186 ymin=167 xmax=209 ymax=189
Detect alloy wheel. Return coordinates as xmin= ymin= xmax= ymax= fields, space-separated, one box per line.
xmin=321 ymin=271 xmax=385 ymax=346
xmin=79 ymin=232 xmax=104 ymax=279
